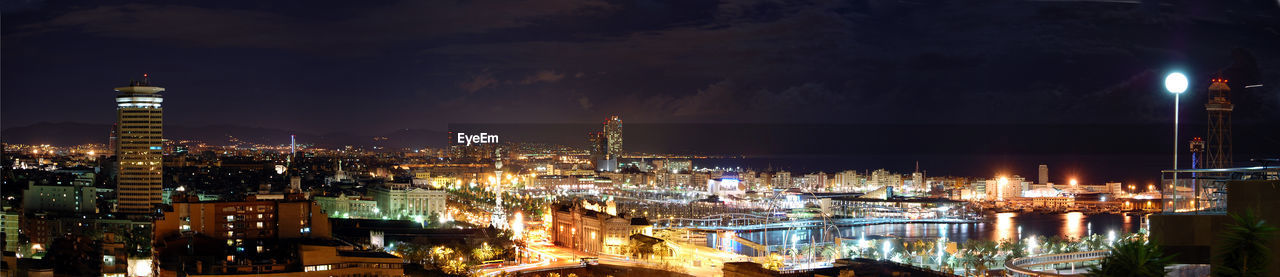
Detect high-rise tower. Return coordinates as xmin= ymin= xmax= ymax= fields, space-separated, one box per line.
xmin=1038 ymin=164 xmax=1049 ymax=188
xmin=114 ymin=75 xmax=165 ymax=215
xmin=1205 ymin=78 xmax=1233 ymax=169
xmin=604 ymin=116 xmax=622 ymax=159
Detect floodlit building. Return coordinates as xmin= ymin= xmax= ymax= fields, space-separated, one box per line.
xmin=772 ymin=171 xmax=792 ymax=188
xmin=314 ymin=194 xmax=379 ymax=219
xmin=114 ymin=76 xmax=165 ymax=215
xmin=551 ymin=203 xmax=651 ymax=255
xmin=831 ymin=170 xmax=862 ymax=191
xmin=707 ymin=178 xmax=744 ymax=197
xmin=368 ymin=183 xmax=447 ymax=220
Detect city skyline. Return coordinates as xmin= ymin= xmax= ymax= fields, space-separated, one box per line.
xmin=3 ymin=1 xmax=1280 ymax=276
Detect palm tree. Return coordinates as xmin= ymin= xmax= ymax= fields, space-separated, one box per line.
xmin=999 ymin=239 xmax=1027 ymax=264
xmin=1214 ymin=210 xmax=1277 ymax=277
xmin=1086 ymin=239 xmax=1174 ymax=277
xmin=960 ymin=240 xmax=997 ymax=276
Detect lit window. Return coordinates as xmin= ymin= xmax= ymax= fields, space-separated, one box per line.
xmin=226 ymin=215 xmax=234 ymax=221
xmin=256 ymin=222 xmax=264 ymax=228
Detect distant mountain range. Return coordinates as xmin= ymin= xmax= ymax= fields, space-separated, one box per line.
xmin=0 ymin=122 xmax=449 ymax=149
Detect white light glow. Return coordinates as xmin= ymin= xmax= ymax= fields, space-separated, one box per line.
xmin=1165 ymin=72 xmax=1188 ymax=94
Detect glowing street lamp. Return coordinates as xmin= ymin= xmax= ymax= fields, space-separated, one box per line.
xmin=1165 ymin=72 xmax=1188 ymax=204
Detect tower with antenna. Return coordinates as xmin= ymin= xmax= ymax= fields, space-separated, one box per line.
xmin=1204 ymin=77 xmax=1233 ymax=169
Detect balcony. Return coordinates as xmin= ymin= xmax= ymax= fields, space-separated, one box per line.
xmin=1159 ymin=165 xmax=1279 ymax=215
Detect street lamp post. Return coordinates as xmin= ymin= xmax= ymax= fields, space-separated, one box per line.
xmin=1165 ymin=72 xmax=1188 ymax=210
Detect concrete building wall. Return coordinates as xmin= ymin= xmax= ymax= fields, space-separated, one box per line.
xmin=156 ymin=201 xmax=331 ymax=241
xmin=23 ymin=184 xmax=97 ymax=213
xmin=1150 ymin=180 xmax=1280 ymax=273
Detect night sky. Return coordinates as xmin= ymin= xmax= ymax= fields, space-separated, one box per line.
xmin=3 ymin=0 xmax=1279 ymax=178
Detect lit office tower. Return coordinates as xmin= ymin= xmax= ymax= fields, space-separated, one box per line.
xmin=114 ymin=75 xmax=165 ymax=215
xmin=604 ymin=116 xmax=622 ymax=159
xmin=1204 ymin=78 xmax=1233 ymax=169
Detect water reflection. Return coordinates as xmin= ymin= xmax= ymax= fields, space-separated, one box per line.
xmin=712 ymin=213 xmax=1146 ymax=256
xmin=1064 ymin=212 xmax=1084 ymax=239
xmin=996 ymin=213 xmax=1015 ymax=241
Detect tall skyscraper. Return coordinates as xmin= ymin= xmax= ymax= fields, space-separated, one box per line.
xmin=1205 ymin=78 xmax=1233 ymax=169
xmin=1038 ymin=164 xmax=1049 ymax=188
xmin=604 ymin=116 xmax=623 ymax=159
xmin=114 ymin=75 xmax=164 ymax=215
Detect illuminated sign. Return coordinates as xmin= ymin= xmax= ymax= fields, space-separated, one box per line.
xmin=456 ymin=132 xmax=499 ymax=146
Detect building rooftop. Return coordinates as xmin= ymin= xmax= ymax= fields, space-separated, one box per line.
xmin=337 ymin=250 xmax=399 ymax=259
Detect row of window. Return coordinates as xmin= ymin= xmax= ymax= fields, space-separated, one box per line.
xmin=303 ymin=263 xmax=403 ymax=272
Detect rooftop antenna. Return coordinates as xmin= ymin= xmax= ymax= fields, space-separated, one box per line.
xmin=142 ymin=73 xmax=150 ymax=86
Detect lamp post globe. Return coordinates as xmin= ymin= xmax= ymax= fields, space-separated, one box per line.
xmin=1166 ymin=72 xmax=1188 ymax=94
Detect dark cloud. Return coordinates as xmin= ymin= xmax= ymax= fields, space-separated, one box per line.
xmin=3 ymin=0 xmax=1279 ymax=133
xmin=9 ymin=0 xmax=615 ymax=52
xmin=518 ymin=70 xmax=567 ymax=85
xmin=459 ymin=72 xmax=499 ymax=93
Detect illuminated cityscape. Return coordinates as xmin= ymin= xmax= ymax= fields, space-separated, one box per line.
xmin=3 ymin=1 xmax=1280 ymax=277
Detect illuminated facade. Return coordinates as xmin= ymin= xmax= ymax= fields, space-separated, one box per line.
xmin=368 ymin=183 xmax=447 ymax=219
xmin=551 ymin=203 xmax=650 ymax=255
xmin=314 ymin=194 xmax=378 ymax=219
xmin=114 ymin=76 xmax=165 ymax=214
